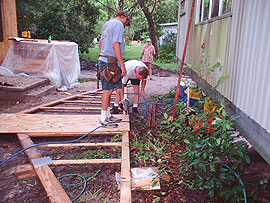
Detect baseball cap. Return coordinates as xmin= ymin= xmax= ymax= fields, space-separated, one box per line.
xmin=116 ymin=11 xmax=131 ymax=26
xmin=146 ymin=38 xmax=151 ymax=42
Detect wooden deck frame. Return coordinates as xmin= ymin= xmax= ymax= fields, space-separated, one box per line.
xmin=1 ymin=89 xmax=131 ymax=202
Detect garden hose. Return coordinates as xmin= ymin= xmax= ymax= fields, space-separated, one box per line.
xmin=219 ymin=162 xmax=247 ymax=203
xmin=58 ymin=166 xmax=104 ymax=202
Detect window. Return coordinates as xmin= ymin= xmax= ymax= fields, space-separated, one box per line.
xmin=180 ymin=0 xmax=186 ymax=16
xmin=198 ymin=0 xmax=232 ymax=23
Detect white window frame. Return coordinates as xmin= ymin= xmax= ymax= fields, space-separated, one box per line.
xmin=195 ymin=0 xmax=232 ymax=24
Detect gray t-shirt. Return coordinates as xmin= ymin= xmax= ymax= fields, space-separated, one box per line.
xmin=99 ymin=18 xmax=125 ymax=62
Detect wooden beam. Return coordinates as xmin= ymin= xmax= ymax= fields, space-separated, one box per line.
xmin=120 ymin=132 xmax=131 ymax=203
xmin=40 ymin=107 xmax=101 ymax=111
xmin=16 ymin=164 xmax=36 ymax=180
xmin=22 ymin=132 xmax=123 ymax=137
xmin=19 ymin=90 xmax=100 ymax=114
xmin=17 ymin=133 xmax=71 ymax=202
xmin=52 ymin=159 xmax=122 ymax=165
xmin=62 ymin=100 xmax=104 ymax=104
xmin=78 ymin=95 xmax=115 ymax=99
xmin=38 ymin=142 xmax=123 ymax=149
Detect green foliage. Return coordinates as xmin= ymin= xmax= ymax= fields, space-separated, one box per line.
xmin=171 ymin=105 xmax=250 ymax=202
xmin=17 ymin=0 xmax=99 ymax=53
xmin=159 ymin=31 xmax=177 ymax=63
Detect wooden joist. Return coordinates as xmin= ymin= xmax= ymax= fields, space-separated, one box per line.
xmin=52 ymin=159 xmax=122 ymax=165
xmin=120 ymin=132 xmax=131 ymax=203
xmin=38 ymin=142 xmax=124 ymax=149
xmin=19 ymin=90 xmax=100 ymax=114
xmin=40 ymin=106 xmax=101 ymax=111
xmin=62 ymin=100 xmax=104 ymax=104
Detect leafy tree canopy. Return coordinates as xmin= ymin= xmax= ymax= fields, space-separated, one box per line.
xmin=17 ymin=0 xmax=99 ymax=53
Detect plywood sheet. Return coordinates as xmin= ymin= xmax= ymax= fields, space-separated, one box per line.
xmin=0 ymin=114 xmax=129 ymax=134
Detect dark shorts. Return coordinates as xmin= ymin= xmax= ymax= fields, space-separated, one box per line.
xmin=124 ymin=79 xmax=140 ymax=87
xmin=98 ymin=60 xmax=122 ymax=90
xmin=143 ymin=62 xmax=152 ymax=66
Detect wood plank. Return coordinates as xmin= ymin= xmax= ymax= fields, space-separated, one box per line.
xmin=120 ymin=132 xmax=131 ymax=203
xmin=38 ymin=142 xmax=123 ymax=149
xmin=0 ymin=114 xmax=129 ymax=134
xmin=52 ymin=159 xmax=122 ymax=165
xmin=152 ymin=104 xmax=156 ymax=127
xmin=147 ymin=104 xmax=153 ymax=127
xmin=62 ymin=100 xmax=104 ymax=104
xmin=40 ymin=107 xmax=101 ymax=111
xmin=35 ymin=165 xmax=72 ymax=202
xmin=17 ymin=133 xmax=71 ymax=202
xmin=78 ymin=95 xmax=115 ymax=99
xmin=19 ymin=90 xmax=99 ymax=114
xmin=16 ymin=164 xmax=36 ymax=180
xmin=23 ymin=132 xmax=122 ymax=137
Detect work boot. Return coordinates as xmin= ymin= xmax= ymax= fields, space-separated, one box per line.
xmin=107 ymin=116 xmax=122 ymax=122
xmin=110 ymin=106 xmax=120 ymax=114
xmin=99 ymin=119 xmax=118 ymax=128
xmin=119 ymin=103 xmax=124 ymax=111
xmin=132 ymin=107 xmax=139 ymax=115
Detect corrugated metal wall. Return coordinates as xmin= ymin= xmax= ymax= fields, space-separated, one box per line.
xmin=229 ymin=0 xmax=270 ymax=132
xmin=177 ymin=0 xmax=270 ymax=134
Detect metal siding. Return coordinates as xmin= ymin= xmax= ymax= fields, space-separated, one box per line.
xmin=177 ymin=0 xmax=270 ymax=133
xmin=231 ymin=0 xmax=270 ymax=132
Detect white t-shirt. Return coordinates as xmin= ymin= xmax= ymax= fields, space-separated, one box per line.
xmin=122 ymin=60 xmax=148 ymax=84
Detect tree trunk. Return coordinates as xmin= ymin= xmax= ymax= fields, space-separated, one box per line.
xmin=137 ymin=0 xmax=160 ymax=57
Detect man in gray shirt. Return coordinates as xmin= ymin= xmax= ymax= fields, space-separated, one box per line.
xmin=98 ymin=10 xmax=130 ymax=127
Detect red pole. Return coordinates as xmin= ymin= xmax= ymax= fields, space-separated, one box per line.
xmin=171 ymin=0 xmax=196 ymax=121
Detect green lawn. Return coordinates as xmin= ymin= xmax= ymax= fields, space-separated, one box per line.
xmin=81 ymin=44 xmax=179 ymax=71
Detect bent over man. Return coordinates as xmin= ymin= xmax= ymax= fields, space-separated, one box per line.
xmin=111 ymin=60 xmax=149 ymax=115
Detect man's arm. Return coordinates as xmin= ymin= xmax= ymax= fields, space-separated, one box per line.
xmin=140 ymin=79 xmax=147 ymax=97
xmin=99 ymin=41 xmax=102 ymax=50
xmin=113 ymin=42 xmax=126 ymax=77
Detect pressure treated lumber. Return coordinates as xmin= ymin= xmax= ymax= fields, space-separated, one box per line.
xmin=17 ymin=133 xmax=71 ymax=202
xmin=38 ymin=142 xmax=124 ymax=149
xmin=19 ymin=90 xmax=100 ymax=114
xmin=0 ymin=114 xmax=129 ymax=134
xmin=62 ymin=100 xmax=104 ymax=104
xmin=120 ymin=132 xmax=131 ymax=203
xmin=77 ymin=95 xmax=115 ymax=99
xmin=52 ymin=159 xmax=122 ymax=165
xmin=40 ymin=106 xmax=101 ymax=111
xmin=16 ymin=164 xmax=36 ymax=180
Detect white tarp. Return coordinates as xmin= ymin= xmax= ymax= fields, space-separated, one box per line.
xmin=0 ymin=39 xmax=80 ymax=89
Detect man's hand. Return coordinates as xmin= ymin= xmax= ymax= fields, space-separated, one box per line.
xmin=141 ymin=90 xmax=146 ymax=98
xmin=121 ymin=66 xmax=127 ymax=77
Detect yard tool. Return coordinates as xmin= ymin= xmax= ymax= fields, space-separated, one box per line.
xmin=95 ymin=63 xmax=100 ymax=89
xmin=0 ymin=82 xmax=13 ymax=86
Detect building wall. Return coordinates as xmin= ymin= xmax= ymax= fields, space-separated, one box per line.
xmin=0 ymin=0 xmax=18 ymax=64
xmin=177 ymin=0 xmax=270 ymax=163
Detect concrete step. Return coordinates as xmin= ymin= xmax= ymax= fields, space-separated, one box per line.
xmin=24 ymin=85 xmax=55 ymax=99
xmin=0 ymin=76 xmax=52 ymax=101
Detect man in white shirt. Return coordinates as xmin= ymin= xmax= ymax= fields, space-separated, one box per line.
xmin=111 ymin=60 xmax=149 ymax=115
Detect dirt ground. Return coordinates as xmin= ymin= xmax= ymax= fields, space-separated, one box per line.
xmin=1 ymin=63 xmax=270 ymax=202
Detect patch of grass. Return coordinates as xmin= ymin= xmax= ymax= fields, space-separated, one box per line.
xmin=79 ymin=78 xmax=97 ymax=83
xmin=154 ymin=59 xmax=179 ymax=71
xmin=123 ymin=44 xmax=144 ymax=61
xmin=81 ymin=44 xmax=179 ymax=71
